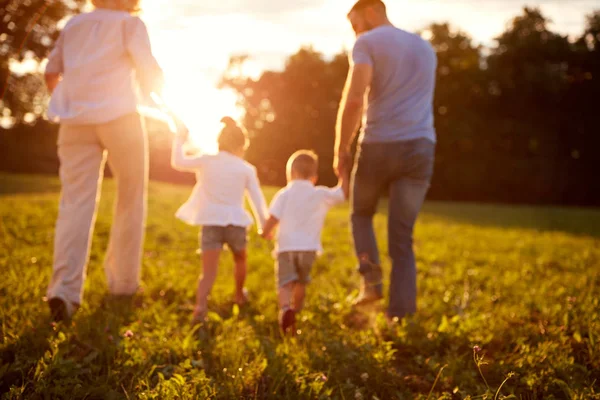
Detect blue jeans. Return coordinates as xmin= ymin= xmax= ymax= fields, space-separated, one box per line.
xmin=351 ymin=138 xmax=435 ymax=318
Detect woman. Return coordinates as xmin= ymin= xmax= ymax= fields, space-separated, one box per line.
xmin=44 ymin=0 xmax=163 ymax=321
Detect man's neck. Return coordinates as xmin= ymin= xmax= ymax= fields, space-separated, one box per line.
xmin=371 ymin=18 xmax=393 ymax=30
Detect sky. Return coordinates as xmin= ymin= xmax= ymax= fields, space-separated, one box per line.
xmin=6 ymin=0 xmax=599 ymax=143
xmin=139 ymin=0 xmax=599 ymax=148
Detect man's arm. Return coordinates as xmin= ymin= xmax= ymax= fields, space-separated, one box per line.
xmin=334 ymin=63 xmax=372 ymax=176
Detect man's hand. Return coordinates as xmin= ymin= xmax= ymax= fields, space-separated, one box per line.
xmin=334 ymin=151 xmax=352 ymax=177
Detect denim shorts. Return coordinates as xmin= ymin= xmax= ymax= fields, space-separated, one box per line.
xmin=201 ymin=225 xmax=247 ymax=254
xmin=276 ymin=251 xmax=317 ymax=288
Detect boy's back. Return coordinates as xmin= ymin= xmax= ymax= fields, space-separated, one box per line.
xmin=270 ymin=180 xmax=345 ymax=253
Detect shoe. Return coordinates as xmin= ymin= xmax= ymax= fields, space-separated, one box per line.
xmin=352 ymin=284 xmax=384 ymax=307
xmin=352 ymin=266 xmax=384 ymax=307
xmin=48 ymin=297 xmax=77 ymax=322
xmin=279 ymin=308 xmax=296 ymax=336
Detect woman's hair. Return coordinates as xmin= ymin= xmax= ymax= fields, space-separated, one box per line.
xmin=218 ymin=117 xmax=249 ymax=153
xmin=91 ymin=0 xmax=142 ymax=14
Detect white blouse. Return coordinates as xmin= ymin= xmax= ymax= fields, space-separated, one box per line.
xmin=171 ymin=138 xmax=268 ymax=231
xmin=46 ymin=9 xmax=163 ymax=125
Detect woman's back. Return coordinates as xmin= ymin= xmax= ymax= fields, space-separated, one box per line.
xmin=46 ymin=9 xmax=162 ymax=125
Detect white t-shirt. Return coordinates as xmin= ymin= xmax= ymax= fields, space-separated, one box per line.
xmin=171 ymin=138 xmax=268 ymax=230
xmin=46 ymin=9 xmax=163 ymax=125
xmin=269 ymin=180 xmax=345 ymax=254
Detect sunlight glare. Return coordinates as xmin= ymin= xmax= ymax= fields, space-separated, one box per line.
xmin=161 ymin=69 xmax=242 ymax=154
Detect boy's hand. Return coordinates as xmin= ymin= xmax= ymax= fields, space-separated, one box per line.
xmin=334 ymin=151 xmax=352 ymax=177
xmin=259 ymin=230 xmax=273 ymax=240
xmin=260 ymin=216 xmax=279 ymax=241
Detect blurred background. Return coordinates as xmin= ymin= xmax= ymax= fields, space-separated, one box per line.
xmin=1 ymin=0 xmax=599 ymax=205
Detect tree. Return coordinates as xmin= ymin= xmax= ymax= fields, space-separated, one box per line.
xmin=0 ymin=0 xmax=85 ymax=121
xmin=220 ymin=48 xmax=349 ymax=185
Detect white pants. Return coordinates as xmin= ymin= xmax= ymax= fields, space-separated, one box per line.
xmin=47 ymin=113 xmax=148 ymax=305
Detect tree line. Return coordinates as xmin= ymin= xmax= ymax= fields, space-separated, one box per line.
xmin=1 ymin=4 xmax=599 ymax=205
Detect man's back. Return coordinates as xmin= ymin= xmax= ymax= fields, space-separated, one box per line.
xmin=352 ymin=26 xmax=437 ymax=144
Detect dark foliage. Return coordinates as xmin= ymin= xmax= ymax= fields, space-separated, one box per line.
xmin=1 ymin=5 xmax=599 ymax=205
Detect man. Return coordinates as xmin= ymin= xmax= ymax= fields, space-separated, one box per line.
xmin=334 ymin=0 xmax=437 ymax=319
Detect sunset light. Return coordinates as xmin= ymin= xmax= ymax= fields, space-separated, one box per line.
xmin=160 ymin=69 xmax=242 ymax=152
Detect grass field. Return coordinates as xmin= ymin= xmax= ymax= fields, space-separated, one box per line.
xmin=1 ymin=172 xmax=599 ymax=399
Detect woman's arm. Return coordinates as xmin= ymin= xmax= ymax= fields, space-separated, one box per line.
xmin=45 ymin=31 xmax=64 ymax=94
xmin=246 ymin=169 xmax=268 ymax=232
xmin=124 ymin=17 xmax=164 ymax=95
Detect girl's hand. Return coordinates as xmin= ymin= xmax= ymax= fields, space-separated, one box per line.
xmin=259 ymin=229 xmax=273 ymax=241
xmin=171 ymin=115 xmax=189 ymax=141
xmin=177 ymin=125 xmax=189 ymax=141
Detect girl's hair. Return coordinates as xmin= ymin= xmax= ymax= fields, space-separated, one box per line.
xmin=91 ymin=0 xmax=142 ymax=14
xmin=218 ymin=117 xmax=249 ymax=153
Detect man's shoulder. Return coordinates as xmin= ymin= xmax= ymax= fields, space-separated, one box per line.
xmin=360 ymin=26 xmax=425 ymax=44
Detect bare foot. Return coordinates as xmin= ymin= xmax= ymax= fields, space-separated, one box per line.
xmin=192 ymin=308 xmax=207 ymax=325
xmin=234 ymin=288 xmax=249 ymax=306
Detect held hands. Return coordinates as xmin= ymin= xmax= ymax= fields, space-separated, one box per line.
xmin=334 ymin=151 xmax=352 ymax=177
xmin=170 ymin=113 xmax=189 ymax=141
xmin=259 ymin=229 xmax=274 ymax=241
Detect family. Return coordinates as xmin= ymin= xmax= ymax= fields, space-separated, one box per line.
xmin=43 ymin=0 xmax=437 ymax=334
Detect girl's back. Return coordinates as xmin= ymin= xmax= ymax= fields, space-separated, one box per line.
xmin=197 ymin=152 xmax=254 ymax=207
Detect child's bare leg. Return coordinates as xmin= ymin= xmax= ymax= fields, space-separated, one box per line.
xmin=194 ymin=249 xmax=220 ymax=319
xmin=292 ymin=283 xmax=307 ymax=311
xmin=278 ymin=282 xmax=295 ymax=311
xmin=233 ymin=250 xmax=248 ymax=304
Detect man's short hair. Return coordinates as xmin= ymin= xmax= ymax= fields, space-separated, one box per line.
xmin=288 ymin=150 xmax=319 ymax=180
xmin=349 ymin=0 xmax=386 ymax=15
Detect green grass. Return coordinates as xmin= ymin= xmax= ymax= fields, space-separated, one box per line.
xmin=1 ymin=172 xmax=599 ymax=399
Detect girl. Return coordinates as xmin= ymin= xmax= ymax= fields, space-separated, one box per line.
xmin=171 ymin=117 xmax=268 ymax=322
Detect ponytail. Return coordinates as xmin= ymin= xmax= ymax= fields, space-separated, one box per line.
xmin=217 ymin=117 xmax=248 ymax=153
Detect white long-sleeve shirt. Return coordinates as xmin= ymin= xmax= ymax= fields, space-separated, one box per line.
xmin=46 ymin=8 xmax=163 ymax=125
xmin=171 ymin=138 xmax=268 ymax=230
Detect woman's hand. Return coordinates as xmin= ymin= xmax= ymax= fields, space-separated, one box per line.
xmin=44 ymin=73 xmax=61 ymax=94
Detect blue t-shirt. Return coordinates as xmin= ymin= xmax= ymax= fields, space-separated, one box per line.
xmin=352 ymin=25 xmax=437 ymax=144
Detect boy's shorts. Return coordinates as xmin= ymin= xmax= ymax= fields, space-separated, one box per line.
xmin=276 ymin=251 xmax=317 ymax=288
xmin=201 ymin=225 xmax=247 ymax=254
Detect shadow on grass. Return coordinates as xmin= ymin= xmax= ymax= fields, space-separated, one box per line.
xmin=0 ymin=320 xmax=55 ymax=395
xmin=420 ymin=201 xmax=600 ymax=238
xmin=0 ymin=295 xmax=138 ymax=397
xmin=0 ymin=172 xmax=62 ymax=196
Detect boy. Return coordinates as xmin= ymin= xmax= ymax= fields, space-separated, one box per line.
xmin=261 ymin=150 xmax=349 ymax=334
